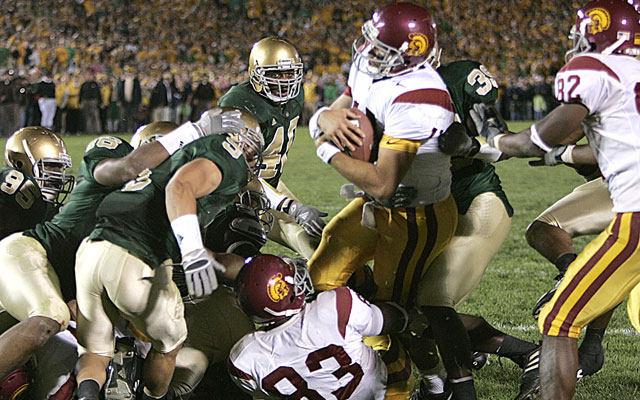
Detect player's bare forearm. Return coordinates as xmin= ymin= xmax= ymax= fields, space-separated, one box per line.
xmin=94 ymin=141 xmax=170 ymax=187
xmin=166 ymin=158 xmax=222 ymax=221
xmin=496 ymin=129 xmax=546 ymax=158
xmin=571 ymin=144 xmax=597 ymax=165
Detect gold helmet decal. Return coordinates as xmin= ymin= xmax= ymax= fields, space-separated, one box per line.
xmin=587 ymin=7 xmax=611 ymax=35
xmin=406 ymin=32 xmax=429 ymax=56
xmin=267 ymin=273 xmax=290 ymax=302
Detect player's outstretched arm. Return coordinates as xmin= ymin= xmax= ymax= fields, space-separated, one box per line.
xmin=471 ymin=102 xmax=588 ymax=158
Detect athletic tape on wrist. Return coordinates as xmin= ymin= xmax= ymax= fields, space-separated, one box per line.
xmin=529 ymin=124 xmax=553 ymax=152
xmin=561 ymin=145 xmax=576 ymax=164
xmin=170 ymin=214 xmax=204 ymax=256
xmin=309 ymin=106 xmax=330 ymax=139
xmin=317 ymin=142 xmax=341 ymax=164
xmin=157 ymin=122 xmax=200 ymax=155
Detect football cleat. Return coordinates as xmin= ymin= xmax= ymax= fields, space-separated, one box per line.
xmin=532 ymin=273 xmax=565 ymax=318
xmin=410 ymin=378 xmax=453 ymax=400
xmin=577 ymin=341 xmax=605 ymax=379
xmin=471 ymin=352 xmax=489 ymax=370
xmin=103 ymin=337 xmax=144 ymax=400
xmin=513 ymin=346 xmax=541 ymax=400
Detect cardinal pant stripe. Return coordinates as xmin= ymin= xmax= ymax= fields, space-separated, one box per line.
xmin=407 ymin=205 xmax=437 ymax=308
xmin=393 ymin=208 xmax=418 ymax=303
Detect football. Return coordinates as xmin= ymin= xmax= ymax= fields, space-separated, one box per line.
xmin=344 ymin=108 xmax=375 ymax=162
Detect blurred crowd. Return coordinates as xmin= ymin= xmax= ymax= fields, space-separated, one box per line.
xmin=0 ymin=0 xmax=583 ymax=135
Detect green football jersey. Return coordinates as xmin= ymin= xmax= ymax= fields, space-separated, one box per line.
xmin=218 ymin=79 xmax=304 ymax=187
xmin=438 ymin=60 xmax=513 ymax=217
xmin=24 ymin=136 xmax=133 ymax=299
xmin=0 ymin=166 xmax=47 ymax=240
xmin=90 ymin=134 xmax=250 ymax=267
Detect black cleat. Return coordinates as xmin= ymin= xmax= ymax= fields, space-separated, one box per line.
xmin=532 ymin=272 xmax=565 ymax=318
xmin=577 ymin=342 xmax=605 ymax=379
xmin=514 ymin=346 xmax=541 ymax=400
xmin=103 ymin=337 xmax=144 ymax=400
xmin=471 ymin=352 xmax=489 ymax=370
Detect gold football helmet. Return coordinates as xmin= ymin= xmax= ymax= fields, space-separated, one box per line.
xmin=217 ymin=107 xmax=265 ymax=180
xmin=4 ymin=126 xmax=74 ymax=206
xmin=248 ymin=37 xmax=303 ymax=103
xmin=130 ymin=121 xmax=178 ymax=149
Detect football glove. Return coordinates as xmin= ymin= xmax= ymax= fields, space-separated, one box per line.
xmin=469 ymin=103 xmax=509 ymax=148
xmin=529 ymin=145 xmax=575 ymax=166
xmin=386 ymin=185 xmax=417 ymax=208
xmin=286 ymin=201 xmax=328 ymax=238
xmin=181 ymin=248 xmax=226 ymax=298
xmin=193 ymin=108 xmax=247 ymax=137
xmin=438 ymin=122 xmax=480 ymax=157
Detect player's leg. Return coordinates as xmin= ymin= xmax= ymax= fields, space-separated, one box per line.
xmin=538 ymin=212 xmax=640 ymax=399
xmin=308 ymin=197 xmax=378 ymax=291
xmin=107 ymin=248 xmax=187 ymax=398
xmin=170 ymin=287 xmax=254 ymax=398
xmin=75 ymin=239 xmax=122 ymax=400
xmin=527 ymin=177 xmax=614 ymax=313
xmin=375 ymin=196 xmax=471 ymax=398
xmin=0 ymin=233 xmax=70 ymax=379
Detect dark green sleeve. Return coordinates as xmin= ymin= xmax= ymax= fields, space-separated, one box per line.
xmin=218 ymin=86 xmax=261 ymax=119
xmin=81 ymin=136 xmax=134 ymax=184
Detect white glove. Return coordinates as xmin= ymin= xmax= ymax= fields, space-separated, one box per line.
xmin=193 ymin=108 xmax=247 ymax=137
xmin=181 ymin=248 xmax=226 ymax=297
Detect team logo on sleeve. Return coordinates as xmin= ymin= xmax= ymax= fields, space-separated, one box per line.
xmin=267 ymin=273 xmax=290 ymax=302
xmin=586 ymin=8 xmax=610 ymax=34
xmin=406 ymin=33 xmax=429 ymax=56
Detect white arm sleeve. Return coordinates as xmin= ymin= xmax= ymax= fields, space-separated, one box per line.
xmin=259 ymin=178 xmax=290 ymax=211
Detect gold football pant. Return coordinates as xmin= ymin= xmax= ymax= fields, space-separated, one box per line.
xmin=417 ymin=192 xmax=511 ymax=307
xmin=532 ymin=177 xmax=613 ymax=238
xmin=539 ymin=212 xmax=640 ymax=338
xmin=309 ymin=195 xmax=457 ymax=306
xmin=0 ymin=233 xmax=70 ymax=328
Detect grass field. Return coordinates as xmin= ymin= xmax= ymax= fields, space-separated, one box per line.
xmin=2 ymin=123 xmax=639 ymax=399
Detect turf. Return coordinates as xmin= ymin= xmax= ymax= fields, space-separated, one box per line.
xmin=2 ymin=123 xmax=639 ymax=399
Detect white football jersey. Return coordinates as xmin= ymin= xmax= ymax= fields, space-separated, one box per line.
xmin=228 ymin=287 xmax=387 ymax=400
xmin=347 ymin=60 xmax=454 ymax=206
xmin=555 ymin=54 xmax=640 ymax=213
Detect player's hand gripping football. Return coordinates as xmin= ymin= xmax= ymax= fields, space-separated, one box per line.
xmin=286 ymin=201 xmax=328 ymax=238
xmin=469 ymin=103 xmax=509 ymax=148
xmin=181 ymin=248 xmax=226 ymax=297
xmin=317 ymin=108 xmax=365 ymax=151
xmin=193 ymin=108 xmax=247 ymax=137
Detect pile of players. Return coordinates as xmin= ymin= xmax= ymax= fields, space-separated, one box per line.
xmin=1 ymin=1 xmax=639 ymax=400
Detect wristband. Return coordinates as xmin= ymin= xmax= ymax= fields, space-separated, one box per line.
xmin=157 ymin=122 xmax=200 ymax=155
xmin=309 ymin=106 xmax=330 ymax=139
xmin=170 ymin=214 xmax=204 ymax=256
xmin=316 ymin=142 xmax=341 ymax=164
xmin=492 ymin=133 xmax=506 ymax=152
xmin=560 ymin=145 xmax=576 ymax=164
xmin=529 ymin=124 xmax=553 ymax=152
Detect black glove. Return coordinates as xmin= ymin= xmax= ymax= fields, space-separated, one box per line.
xmin=386 ymin=185 xmax=417 ymax=208
xmin=438 ymin=122 xmax=480 ymax=157
xmin=286 ymin=201 xmax=328 ymax=238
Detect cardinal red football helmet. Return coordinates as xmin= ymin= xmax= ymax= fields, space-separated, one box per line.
xmin=352 ymin=2 xmax=438 ymax=79
xmin=236 ymin=254 xmax=312 ymax=324
xmin=566 ymin=0 xmax=640 ymax=60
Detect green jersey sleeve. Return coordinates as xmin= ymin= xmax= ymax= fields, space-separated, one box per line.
xmin=80 ymin=136 xmax=134 ymax=184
